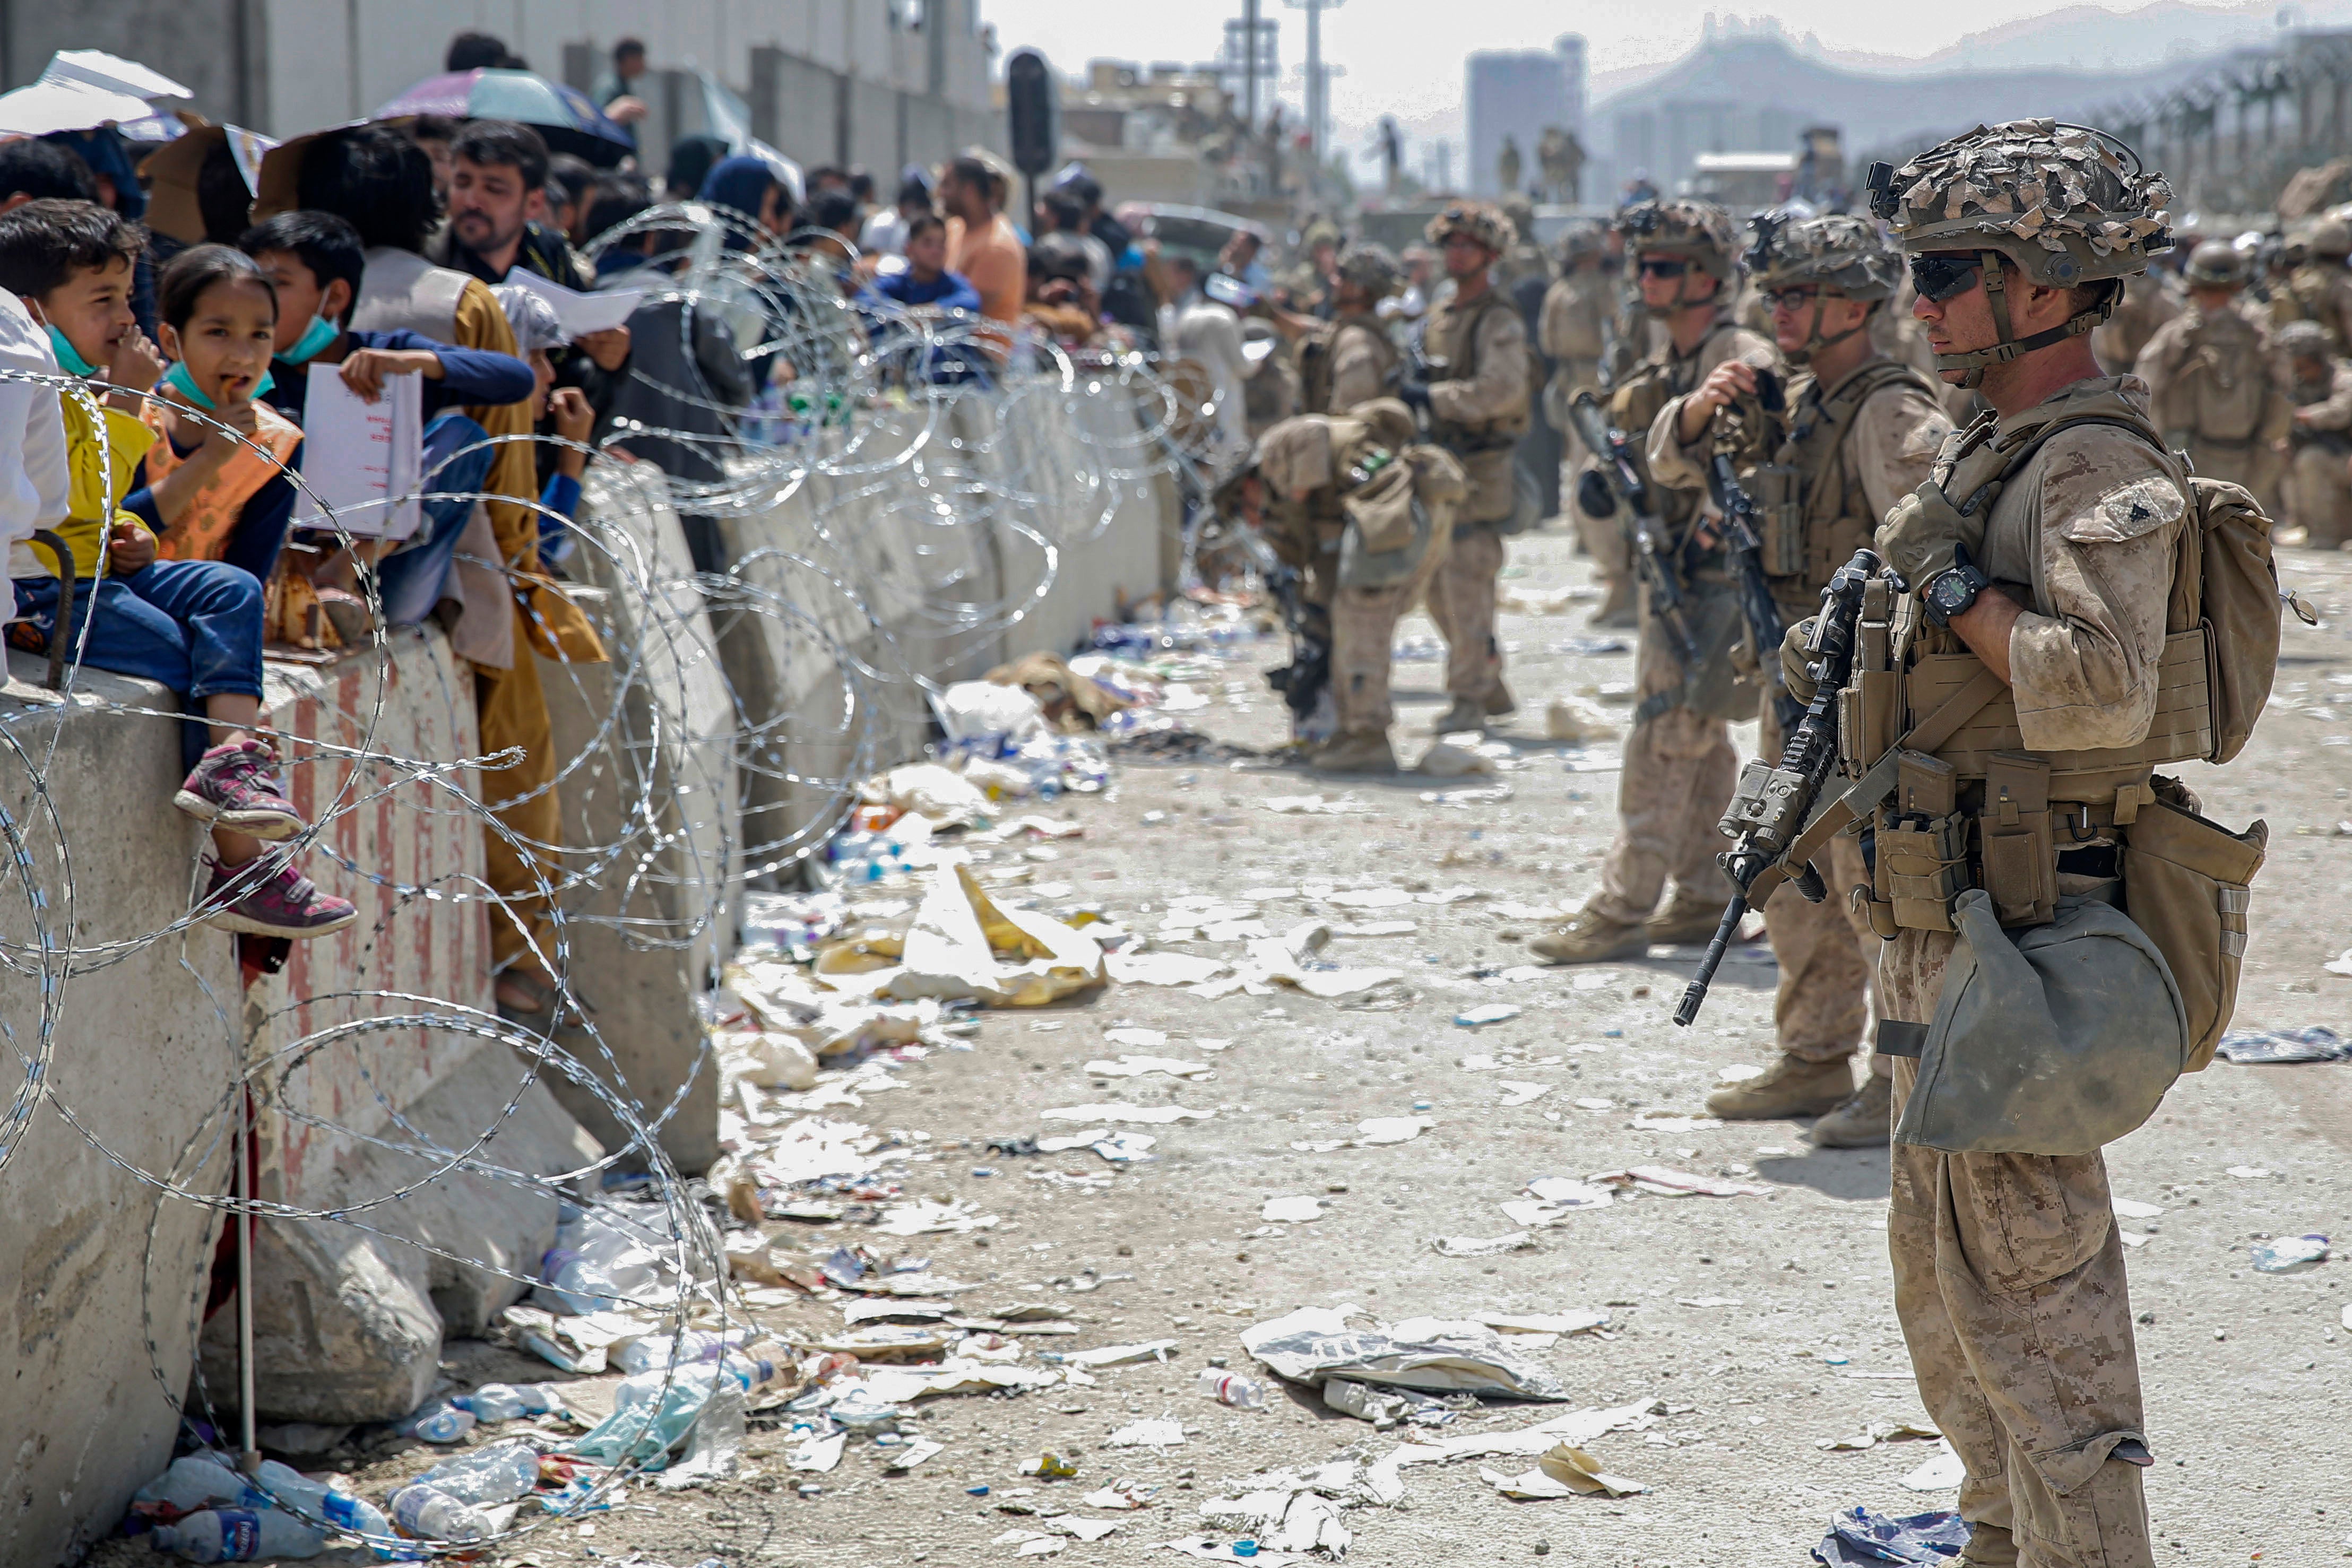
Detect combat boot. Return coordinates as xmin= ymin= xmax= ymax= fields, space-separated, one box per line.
xmin=1528 ymin=906 xmax=1650 ymax=964
xmin=1429 ymin=698 xmax=1485 ymax=734
xmin=1310 ymin=730 xmax=1397 ymax=775
xmin=1587 ymin=579 xmax=1636 ymax=629
xmin=1808 ymin=1072 xmax=1893 ymax=1147
xmin=1704 ymin=1053 xmax=1854 ymax=1120
xmin=1645 ymin=886 xmax=1731 ymax=946
xmin=1482 ymin=681 xmax=1517 ymax=718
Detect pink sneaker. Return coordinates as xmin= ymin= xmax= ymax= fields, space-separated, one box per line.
xmin=175 ymin=739 xmax=307 ymax=841
xmin=198 ymin=856 xmax=357 ymax=940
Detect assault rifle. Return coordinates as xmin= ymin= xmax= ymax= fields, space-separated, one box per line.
xmin=1706 ymin=453 xmax=1806 ymax=737
xmin=1224 ymin=518 xmax=1332 ymax=727
xmin=1673 ymin=548 xmax=1883 ymax=1028
xmin=1566 ymin=389 xmax=1698 ymax=666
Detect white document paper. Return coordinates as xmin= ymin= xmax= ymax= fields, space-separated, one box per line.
xmin=506 ymin=268 xmax=643 ymax=337
xmin=295 ymin=370 xmax=422 ymax=540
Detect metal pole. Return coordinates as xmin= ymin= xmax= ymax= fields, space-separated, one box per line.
xmin=1244 ymin=0 xmax=1260 ymax=127
xmin=236 ymin=1087 xmax=258 ymax=1472
xmin=1306 ymin=0 xmax=1323 ymax=168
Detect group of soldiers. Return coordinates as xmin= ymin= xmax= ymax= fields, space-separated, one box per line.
xmin=1218 ymin=116 xmax=2272 ymax=1568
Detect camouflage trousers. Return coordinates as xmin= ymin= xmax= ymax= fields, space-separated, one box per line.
xmin=1425 ymin=524 xmax=1507 ymax=703
xmin=2288 ymin=442 xmax=2352 ymax=549
xmin=1330 ymin=575 xmax=1438 ymax=736
xmin=1574 ymin=501 xmax=1631 ymax=590
xmin=1758 ymin=701 xmax=1889 ymax=1078
xmin=1885 ymin=930 xmax=2155 ymax=1568
xmin=1591 ymin=614 xmax=1736 ymax=924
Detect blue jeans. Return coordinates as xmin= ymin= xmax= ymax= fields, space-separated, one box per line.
xmin=373 ymin=412 xmax=499 ymax=627
xmin=13 ymin=558 xmax=265 ymax=771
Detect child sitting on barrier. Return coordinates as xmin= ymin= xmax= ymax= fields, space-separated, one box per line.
xmin=240 ymin=210 xmax=534 ymax=622
xmin=0 ymin=203 xmax=354 ymax=939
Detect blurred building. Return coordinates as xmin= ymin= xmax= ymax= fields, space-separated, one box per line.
xmin=1465 ymin=35 xmax=1586 ymax=198
xmin=0 ymin=0 xmax=1001 ymax=179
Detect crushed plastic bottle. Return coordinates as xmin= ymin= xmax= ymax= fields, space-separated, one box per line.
xmin=397 ymin=1401 xmax=475 ymax=1443
xmin=2250 ymin=1233 xmax=2331 ymax=1273
xmin=612 ymin=1328 xmax=752 ymax=1376
xmin=149 ymin=1508 xmax=326 ymax=1562
xmin=133 ymin=1453 xmax=247 ymax=1512
xmin=386 ymin=1485 xmax=492 ymax=1546
xmin=453 ymin=1382 xmax=566 ymax=1423
xmin=1198 ymin=1369 xmax=1267 ymax=1410
xmin=246 ymin=1460 xmax=391 ymax=1540
xmin=408 ymin=1440 xmax=541 ymax=1506
xmin=533 ymin=1202 xmax=667 ymax=1314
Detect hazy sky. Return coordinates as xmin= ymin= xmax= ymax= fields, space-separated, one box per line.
xmin=976 ymin=0 xmax=2204 ymax=166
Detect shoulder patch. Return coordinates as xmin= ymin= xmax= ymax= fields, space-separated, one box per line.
xmin=2058 ymin=472 xmax=2187 ymax=545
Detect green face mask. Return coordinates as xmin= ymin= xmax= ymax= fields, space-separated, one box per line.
xmin=280 ymin=314 xmax=340 ymax=366
xmin=163 ymin=359 xmax=275 ymax=411
xmin=45 ymin=324 xmax=98 ymax=378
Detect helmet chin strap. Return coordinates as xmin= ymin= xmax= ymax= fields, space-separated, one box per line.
xmin=1786 ymin=293 xmax=1872 ymax=366
xmin=1932 ymin=250 xmax=2114 ymax=389
xmin=1644 ymin=265 xmax=1711 ymax=321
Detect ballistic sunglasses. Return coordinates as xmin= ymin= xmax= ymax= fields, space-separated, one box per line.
xmin=1909 ymin=253 xmax=1984 ymax=303
xmin=1638 ymin=257 xmax=1689 ymax=279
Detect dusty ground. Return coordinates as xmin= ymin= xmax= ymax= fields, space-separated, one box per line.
xmin=115 ymin=524 xmax=2352 ymax=1568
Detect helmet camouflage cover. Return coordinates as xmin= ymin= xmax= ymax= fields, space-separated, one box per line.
xmin=1865 ymin=119 xmax=2171 ymax=383
xmin=1426 ymin=200 xmax=1516 ymax=255
xmin=1745 ymin=211 xmax=1903 ymax=301
xmin=2278 ymin=319 xmax=2333 ymax=358
xmin=1865 ymin=118 xmax=2173 ymax=288
xmin=1616 ymin=197 xmax=1741 ymax=279
xmin=1333 ymin=241 xmax=1404 ymax=298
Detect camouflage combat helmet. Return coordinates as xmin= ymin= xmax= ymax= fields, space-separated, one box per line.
xmin=1745 ymin=211 xmax=1903 ymax=362
xmin=1745 ymin=212 xmax=1903 ymax=300
xmin=1554 ymin=218 xmax=1606 ymax=266
xmin=1616 ymin=197 xmax=1741 ymax=279
xmin=1332 ymin=241 xmax=1404 ymax=300
xmin=1864 ymin=119 xmax=2172 ymax=385
xmin=1425 ymin=200 xmax=1515 ymax=255
xmin=2278 ymin=319 xmax=2333 ymax=360
xmin=2182 ymin=238 xmax=2251 ymax=289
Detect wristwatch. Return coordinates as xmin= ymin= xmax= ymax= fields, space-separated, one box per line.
xmin=1921 ymin=549 xmax=1991 ymax=627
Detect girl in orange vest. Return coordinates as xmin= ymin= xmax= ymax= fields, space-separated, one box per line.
xmin=115 ymin=243 xmax=353 ymax=939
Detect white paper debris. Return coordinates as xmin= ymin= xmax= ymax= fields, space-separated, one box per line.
xmin=1107 ymin=1418 xmax=1187 ymax=1448
xmin=1262 ymin=1196 xmax=1326 ymax=1223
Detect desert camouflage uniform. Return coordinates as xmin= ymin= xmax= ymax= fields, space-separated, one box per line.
xmin=1542 ymin=235 xmax=1614 ymax=571
xmin=1868 ymin=120 xmax=2181 ymax=1568
xmin=2281 ymin=320 xmax=2352 ymax=547
xmin=1420 ymin=203 xmax=1533 ymax=712
xmin=1586 ymin=305 xmax=1779 ymax=925
xmin=1258 ymin=406 xmax=1462 ymax=741
xmin=1653 ymin=213 xmax=1950 ymax=1074
xmin=2092 ymin=269 xmax=2186 ymax=375
xmin=2133 ymin=302 xmax=2290 ymax=514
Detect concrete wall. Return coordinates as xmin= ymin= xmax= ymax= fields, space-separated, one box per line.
xmin=0 ymin=655 xmax=242 ymax=1566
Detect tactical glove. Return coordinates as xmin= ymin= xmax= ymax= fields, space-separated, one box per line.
xmin=1780 ymin=617 xmax=1821 ymax=705
xmin=1874 ymin=477 xmax=1983 ymax=590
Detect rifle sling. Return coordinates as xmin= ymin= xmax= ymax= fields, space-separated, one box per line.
xmin=1748 ymin=665 xmax=2010 ymax=907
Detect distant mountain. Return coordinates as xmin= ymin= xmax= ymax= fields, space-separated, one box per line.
xmin=1905 ymin=0 xmax=2336 ymax=72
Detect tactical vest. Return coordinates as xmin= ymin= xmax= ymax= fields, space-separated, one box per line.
xmin=1299 ymin=316 xmax=1398 ymax=417
xmin=1266 ymin=421 xmax=1390 ymax=599
xmin=1606 ymin=317 xmax=1748 ymax=538
xmin=2170 ymin=315 xmax=2275 ymax=446
xmin=1842 ymin=393 xmax=2246 ymax=937
xmin=1749 ymin=359 xmax=1938 ymax=617
xmin=1422 ymin=290 xmax=1532 ymax=453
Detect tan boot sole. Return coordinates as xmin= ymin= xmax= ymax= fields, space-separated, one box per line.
xmin=1529 ymin=928 xmax=1650 ymax=965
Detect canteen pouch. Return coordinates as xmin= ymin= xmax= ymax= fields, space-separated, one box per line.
xmin=1980 ymin=751 xmax=2057 ymax=929
xmin=2122 ymin=782 xmax=2267 ymax=1072
xmin=1341 ymin=461 xmax=1420 ymax=555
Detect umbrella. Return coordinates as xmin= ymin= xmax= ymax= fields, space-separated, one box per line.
xmin=374 ymin=68 xmax=634 ymax=166
xmin=0 ymin=48 xmax=191 ymax=137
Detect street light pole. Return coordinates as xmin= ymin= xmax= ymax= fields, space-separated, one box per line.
xmin=1244 ymin=0 xmax=1260 ymax=127
xmin=1285 ymin=0 xmax=1347 ymax=176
